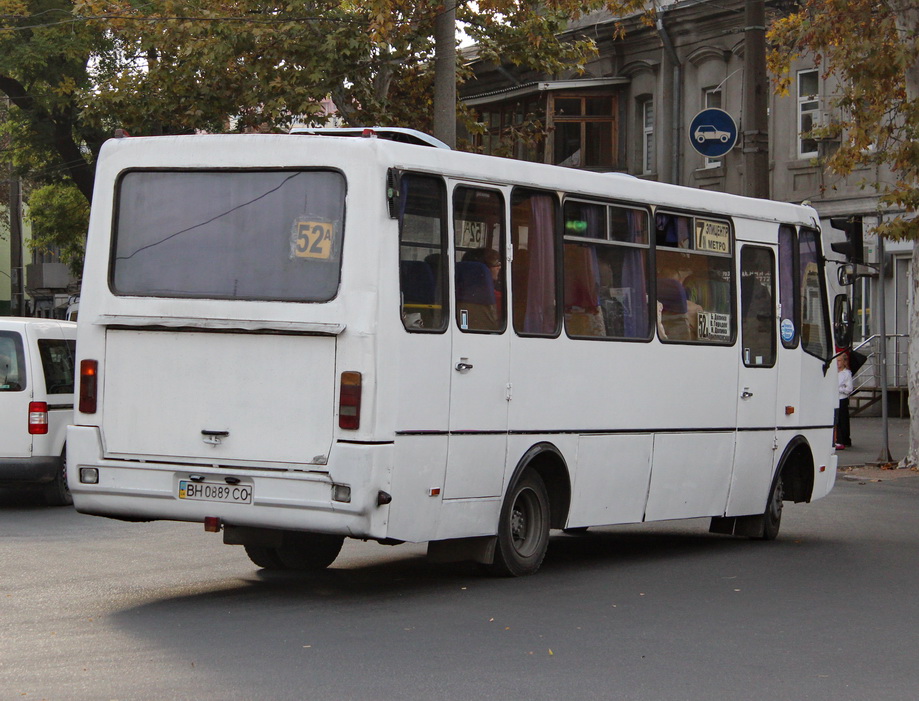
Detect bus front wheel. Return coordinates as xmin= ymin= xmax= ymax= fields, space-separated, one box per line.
xmin=759 ymin=473 xmax=784 ymax=541
xmin=489 ymin=470 xmax=550 ymax=577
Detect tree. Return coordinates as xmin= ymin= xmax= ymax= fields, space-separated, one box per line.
xmin=768 ymin=0 xmax=919 ymax=466
xmin=2 ymin=0 xmax=644 ymax=268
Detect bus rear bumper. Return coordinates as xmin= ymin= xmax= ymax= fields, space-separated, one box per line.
xmin=66 ymin=425 xmax=392 ymax=539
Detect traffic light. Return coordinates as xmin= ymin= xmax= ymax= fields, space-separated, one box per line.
xmin=829 ymin=216 xmax=864 ymax=264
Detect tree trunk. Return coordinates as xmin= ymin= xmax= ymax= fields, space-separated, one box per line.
xmin=432 ymin=3 xmax=457 ymax=148
xmin=890 ymin=0 xmax=919 ymax=466
xmin=906 ymin=242 xmax=919 ymax=467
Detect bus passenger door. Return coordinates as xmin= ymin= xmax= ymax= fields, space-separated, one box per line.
xmin=728 ymin=245 xmax=779 ymax=516
xmin=446 ymin=185 xmax=510 ymax=500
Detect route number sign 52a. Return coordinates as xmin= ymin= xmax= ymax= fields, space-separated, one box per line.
xmin=293 ymin=219 xmax=335 ymax=260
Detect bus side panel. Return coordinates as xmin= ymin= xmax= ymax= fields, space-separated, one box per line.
xmin=644 ymin=433 xmax=735 ymax=521
xmin=433 ymin=499 xmax=501 ymax=541
xmin=387 ymin=435 xmax=448 ymax=542
xmin=567 ymin=434 xmax=653 ymax=528
xmin=725 ymin=431 xmax=777 ymax=516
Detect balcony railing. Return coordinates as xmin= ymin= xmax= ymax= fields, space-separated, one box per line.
xmin=850 ymin=333 xmax=910 ymax=417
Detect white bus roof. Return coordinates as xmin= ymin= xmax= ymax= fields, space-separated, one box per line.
xmin=96 ymin=133 xmax=820 ymax=228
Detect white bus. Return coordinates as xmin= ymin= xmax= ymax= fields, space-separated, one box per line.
xmin=68 ymin=130 xmax=838 ymax=576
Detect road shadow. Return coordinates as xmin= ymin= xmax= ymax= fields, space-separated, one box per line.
xmin=0 ymin=486 xmax=61 ymax=510
xmin=110 ymin=521 xmax=799 ymax=612
xmin=100 ymin=521 xmax=841 ymax=700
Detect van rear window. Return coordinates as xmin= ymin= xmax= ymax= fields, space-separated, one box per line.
xmin=38 ymin=339 xmax=76 ymax=394
xmin=0 ymin=331 xmax=26 ymax=391
xmin=112 ymin=170 xmax=346 ymax=302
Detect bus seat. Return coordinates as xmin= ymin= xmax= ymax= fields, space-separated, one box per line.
xmin=400 ymin=260 xmax=436 ymax=305
xmin=455 ymin=261 xmax=498 ymax=330
xmin=455 ymin=261 xmax=495 ymax=305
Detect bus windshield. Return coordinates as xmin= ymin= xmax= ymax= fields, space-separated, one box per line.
xmin=112 ymin=170 xmax=346 ymax=302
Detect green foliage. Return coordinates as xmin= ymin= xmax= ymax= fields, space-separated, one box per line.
xmin=25 ymin=181 xmax=89 ymax=273
xmin=768 ymin=0 xmax=919 ymax=240
xmin=1 ymin=0 xmax=651 ymax=262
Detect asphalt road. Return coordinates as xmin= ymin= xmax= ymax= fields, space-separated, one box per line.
xmin=2 ymin=473 xmax=918 ymax=701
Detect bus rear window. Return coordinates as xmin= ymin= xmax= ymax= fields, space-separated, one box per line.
xmin=112 ymin=170 xmax=346 ymax=302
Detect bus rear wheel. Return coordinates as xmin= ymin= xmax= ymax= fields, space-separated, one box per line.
xmin=489 ymin=470 xmax=550 ymax=577
xmin=244 ymin=532 xmax=344 ymax=571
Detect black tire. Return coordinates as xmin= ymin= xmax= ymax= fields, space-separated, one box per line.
xmin=43 ymin=451 xmax=72 ymax=507
xmin=245 ymin=532 xmax=344 ymax=571
xmin=489 ymin=470 xmax=550 ymax=577
xmin=244 ymin=544 xmax=286 ymax=569
xmin=759 ymin=472 xmax=784 ymax=541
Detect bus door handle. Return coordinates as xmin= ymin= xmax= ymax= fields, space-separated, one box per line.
xmin=455 ymin=361 xmax=474 ymax=372
xmin=741 ymin=389 xmax=754 ymax=400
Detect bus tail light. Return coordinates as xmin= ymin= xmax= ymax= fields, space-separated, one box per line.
xmin=28 ymin=402 xmax=49 ymax=434
xmin=339 ymin=371 xmax=362 ymax=430
xmin=79 ymin=359 xmax=98 ymax=414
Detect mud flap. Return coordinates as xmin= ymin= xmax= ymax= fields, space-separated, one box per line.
xmin=427 ymin=536 xmax=497 ymax=565
xmin=709 ymin=514 xmax=766 ymax=538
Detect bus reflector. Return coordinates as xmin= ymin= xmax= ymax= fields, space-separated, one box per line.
xmin=28 ymin=402 xmax=49 ymax=434
xmin=79 ymin=360 xmax=98 ymax=414
xmin=339 ymin=371 xmax=362 ymax=430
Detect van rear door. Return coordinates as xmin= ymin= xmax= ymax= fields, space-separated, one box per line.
xmin=0 ymin=328 xmax=30 ymax=459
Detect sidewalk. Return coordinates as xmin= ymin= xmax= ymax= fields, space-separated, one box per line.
xmin=835 ymin=416 xmax=918 ymax=482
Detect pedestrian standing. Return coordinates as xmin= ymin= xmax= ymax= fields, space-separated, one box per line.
xmin=836 ymin=354 xmax=853 ymax=450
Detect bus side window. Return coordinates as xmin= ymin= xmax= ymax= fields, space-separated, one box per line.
xmin=398 ymin=174 xmax=448 ymax=332
xmin=798 ymin=228 xmax=831 ymax=359
xmin=453 ymin=186 xmax=506 ymax=333
xmin=655 ymin=213 xmax=733 ymax=344
xmin=512 ymin=189 xmax=559 ymax=336
xmin=778 ymin=225 xmax=799 ymax=348
xmin=740 ymin=246 xmax=776 ymax=367
xmin=562 ymin=200 xmax=651 ymax=340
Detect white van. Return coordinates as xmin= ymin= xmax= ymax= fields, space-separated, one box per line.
xmin=0 ymin=318 xmax=77 ymax=505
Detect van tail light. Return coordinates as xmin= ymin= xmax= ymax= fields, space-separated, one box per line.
xmin=339 ymin=371 xmax=362 ymax=430
xmin=79 ymin=359 xmax=98 ymax=414
xmin=28 ymin=402 xmax=49 ymax=435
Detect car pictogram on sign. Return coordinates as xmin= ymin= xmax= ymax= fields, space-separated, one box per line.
xmin=694 ymin=125 xmax=732 ymax=144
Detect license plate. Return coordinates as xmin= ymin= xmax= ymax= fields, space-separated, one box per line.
xmin=178 ymin=480 xmax=252 ymax=504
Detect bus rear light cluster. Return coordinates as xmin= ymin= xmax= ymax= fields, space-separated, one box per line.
xmin=28 ymin=402 xmax=49 ymax=435
xmin=338 ymin=371 xmax=362 ymax=430
xmin=79 ymin=359 xmax=98 ymax=414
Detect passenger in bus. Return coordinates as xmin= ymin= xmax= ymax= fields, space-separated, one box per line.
xmin=657 ymin=265 xmax=702 ymax=340
xmin=462 ymin=248 xmax=504 ymax=320
xmin=563 ymin=245 xmax=606 ymax=337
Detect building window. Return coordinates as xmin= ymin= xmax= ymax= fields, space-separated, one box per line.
xmin=476 ymin=98 xmax=543 ymax=162
xmin=641 ymin=99 xmax=654 ymax=175
xmin=797 ymin=69 xmax=820 ymax=159
xmin=703 ymin=88 xmax=723 ymax=168
xmin=551 ymin=94 xmax=617 ymax=169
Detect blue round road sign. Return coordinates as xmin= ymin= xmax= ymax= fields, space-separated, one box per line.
xmin=689 ymin=108 xmax=737 ymax=158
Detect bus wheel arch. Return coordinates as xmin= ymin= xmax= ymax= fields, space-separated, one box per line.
xmin=776 ymin=436 xmax=815 ymax=505
xmin=511 ymin=442 xmax=572 ymax=530
xmin=710 ymin=436 xmax=815 ymax=539
xmin=486 ymin=443 xmax=571 ymax=577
